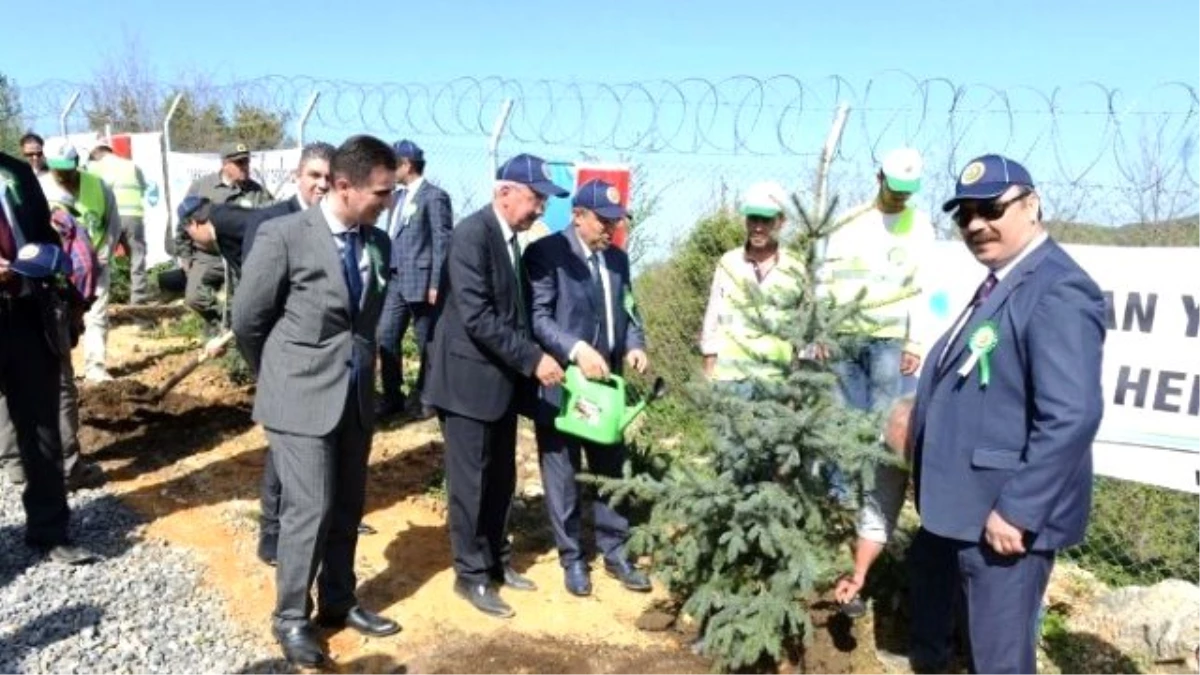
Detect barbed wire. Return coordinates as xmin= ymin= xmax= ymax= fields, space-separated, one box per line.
xmin=12 ymin=73 xmax=1199 ymax=226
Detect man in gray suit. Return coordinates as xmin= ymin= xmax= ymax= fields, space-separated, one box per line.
xmin=232 ymin=135 xmax=400 ymax=668
xmin=376 ymin=139 xmax=453 ymax=421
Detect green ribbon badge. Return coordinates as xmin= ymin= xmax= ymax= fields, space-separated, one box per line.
xmin=958 ymin=320 xmax=1000 ymax=386
xmin=623 ymin=285 xmax=642 ymax=328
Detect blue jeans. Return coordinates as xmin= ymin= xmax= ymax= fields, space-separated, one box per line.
xmin=827 ymin=338 xmax=917 ymax=503
xmin=831 ymin=337 xmax=917 ymax=413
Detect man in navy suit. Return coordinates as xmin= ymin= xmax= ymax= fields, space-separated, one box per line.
xmin=376 ymin=140 xmax=453 ymax=421
xmin=524 ymin=179 xmax=652 ymax=597
xmin=907 ymin=154 xmax=1105 ymax=673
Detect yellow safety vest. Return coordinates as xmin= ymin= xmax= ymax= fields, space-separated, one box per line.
xmin=90 ymin=155 xmax=145 ymax=217
xmin=710 ymin=250 xmax=802 ymax=382
xmin=76 ymin=172 xmax=110 ymax=251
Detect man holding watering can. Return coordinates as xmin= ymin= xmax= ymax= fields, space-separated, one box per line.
xmin=524 ymin=179 xmax=652 ymax=598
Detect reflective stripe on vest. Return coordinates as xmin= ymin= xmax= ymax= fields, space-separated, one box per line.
xmin=92 ymin=157 xmax=144 ymax=217
xmin=77 ymin=172 xmax=109 ymax=251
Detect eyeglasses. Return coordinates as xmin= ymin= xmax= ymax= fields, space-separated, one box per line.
xmin=952 ymin=187 xmax=1032 ymax=228
xmin=23 ymin=151 xmax=44 ymax=158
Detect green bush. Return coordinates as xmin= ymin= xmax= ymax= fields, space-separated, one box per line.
xmin=108 ymin=254 xmax=131 ymax=304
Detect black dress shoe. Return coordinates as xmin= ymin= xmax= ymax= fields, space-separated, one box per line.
xmin=65 ymin=461 xmax=105 ymax=491
xmin=502 ymin=566 xmax=537 ymax=591
xmin=257 ymin=533 xmax=278 ymax=567
xmin=453 ymin=579 xmax=515 ymax=618
xmin=604 ymin=559 xmax=652 ymax=592
xmin=316 ymin=606 xmax=401 ymax=637
xmin=375 ymin=399 xmax=404 ymax=420
xmin=564 ymin=561 xmax=592 ymax=597
xmin=272 ymin=623 xmax=326 ymax=667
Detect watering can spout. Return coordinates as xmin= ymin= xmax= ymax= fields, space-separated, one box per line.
xmin=620 ymin=376 xmax=667 ymax=431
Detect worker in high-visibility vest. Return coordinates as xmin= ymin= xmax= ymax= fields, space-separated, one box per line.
xmin=700 ymin=181 xmax=804 ymax=388
xmin=813 ymin=147 xmax=935 ymax=413
xmin=87 ymin=144 xmax=151 ymax=305
xmin=40 ymin=143 xmax=120 ymax=383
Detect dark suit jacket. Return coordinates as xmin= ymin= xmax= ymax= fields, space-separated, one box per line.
xmin=385 ymin=179 xmax=453 ymax=302
xmin=0 ymin=152 xmax=59 ymax=247
xmin=524 ymin=230 xmax=646 ymax=424
xmin=910 ymin=238 xmax=1105 ymax=552
xmin=232 ymin=207 xmax=391 ymax=437
xmin=422 ymin=206 xmax=543 ymax=422
xmin=209 ymin=196 xmax=303 ymax=275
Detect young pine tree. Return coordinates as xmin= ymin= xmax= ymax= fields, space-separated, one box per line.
xmin=602 ymin=195 xmax=897 ymax=672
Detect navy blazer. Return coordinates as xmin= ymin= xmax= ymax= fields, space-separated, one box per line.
xmin=909 ymin=238 xmax=1106 ymax=552
xmin=385 ymin=179 xmax=453 ymax=303
xmin=524 ymin=230 xmax=646 ymax=424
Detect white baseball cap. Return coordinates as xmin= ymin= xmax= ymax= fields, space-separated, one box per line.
xmin=739 ymin=181 xmax=790 ymax=217
xmin=881 ymin=147 xmax=923 ymax=193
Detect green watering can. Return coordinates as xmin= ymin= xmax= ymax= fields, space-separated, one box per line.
xmin=554 ymin=366 xmax=667 ymax=445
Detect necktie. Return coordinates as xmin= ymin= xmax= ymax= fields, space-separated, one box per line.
xmin=589 ymin=253 xmax=610 ymax=354
xmin=508 ymin=234 xmax=528 ymax=334
xmin=972 ymin=273 xmax=999 ymax=308
xmin=340 ymin=230 xmax=363 ymax=315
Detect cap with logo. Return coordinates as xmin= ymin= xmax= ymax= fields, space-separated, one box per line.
xmin=572 ymin=179 xmax=627 ymax=220
xmin=45 ymin=143 xmax=80 ymax=171
xmin=177 ymin=195 xmax=212 ymax=223
xmin=392 ymin=139 xmax=424 ymax=162
xmin=221 ymin=142 xmax=251 ymax=161
xmin=881 ymin=147 xmax=923 ymax=193
xmin=739 ymin=181 xmax=790 ymax=217
xmin=942 ymin=154 xmax=1034 ymax=212
xmin=9 ymin=242 xmax=71 ymax=278
xmin=496 ymin=153 xmax=569 ymax=198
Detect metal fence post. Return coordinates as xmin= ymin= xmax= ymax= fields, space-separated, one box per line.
xmin=297 ymin=91 xmax=320 ymax=148
xmin=161 ymin=93 xmax=184 ymax=259
xmin=814 ymin=102 xmax=850 ymax=220
xmin=487 ymin=98 xmax=514 ymax=183
xmin=58 ymin=91 xmax=80 ymax=138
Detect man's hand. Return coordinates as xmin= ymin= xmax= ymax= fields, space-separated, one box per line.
xmin=427 ymin=288 xmax=438 ymax=305
xmin=810 ymin=343 xmax=833 ymax=360
xmin=625 ymin=348 xmax=648 ymax=374
xmin=535 ymin=353 xmax=565 ymax=387
xmin=186 ymin=223 xmax=218 ymax=252
xmin=900 ymin=350 xmax=922 ymax=375
xmin=834 ymin=574 xmax=865 ymax=604
xmin=0 ymin=258 xmax=11 ymax=282
xmin=984 ymin=510 xmax=1026 ymax=556
xmin=702 ymin=354 xmax=716 ymax=380
xmin=575 ymin=343 xmax=611 ymax=380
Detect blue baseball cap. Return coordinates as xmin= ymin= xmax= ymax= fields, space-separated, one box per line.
xmin=177 ymin=195 xmax=212 ymax=223
xmin=392 ymin=139 xmax=424 ymax=162
xmin=942 ymin=154 xmax=1035 ymax=212
xmin=496 ymin=153 xmax=569 ymax=198
xmin=10 ymin=243 xmax=71 ymax=279
xmin=572 ymin=179 xmax=627 ymax=220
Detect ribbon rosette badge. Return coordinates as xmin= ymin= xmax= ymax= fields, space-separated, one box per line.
xmin=957 ymin=321 xmax=1000 ymax=386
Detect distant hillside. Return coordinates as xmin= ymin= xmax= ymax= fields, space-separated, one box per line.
xmin=1045 ymin=215 xmax=1198 ymax=247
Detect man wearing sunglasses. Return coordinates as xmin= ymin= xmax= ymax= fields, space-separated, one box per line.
xmin=176 ymin=142 xmax=273 ymax=336
xmin=906 ymin=154 xmax=1105 ymax=673
xmin=20 ymin=133 xmax=48 ymax=176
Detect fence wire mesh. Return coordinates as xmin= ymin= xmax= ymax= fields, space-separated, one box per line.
xmin=8 ymin=73 xmax=1198 ymax=589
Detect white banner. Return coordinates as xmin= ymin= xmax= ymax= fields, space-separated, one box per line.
xmin=127 ymin=133 xmax=170 ymax=266
xmin=919 ymin=241 xmax=1200 ymax=493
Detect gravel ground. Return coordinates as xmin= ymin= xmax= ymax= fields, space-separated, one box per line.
xmin=0 ymin=474 xmax=292 ymax=674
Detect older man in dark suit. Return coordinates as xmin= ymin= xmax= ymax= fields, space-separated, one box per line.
xmin=423 ymin=153 xmax=566 ymax=619
xmin=524 ymin=179 xmax=651 ymax=597
xmin=376 ymin=140 xmax=453 ymax=421
xmin=0 ymin=151 xmax=96 ymax=565
xmin=233 ymin=135 xmax=399 ymax=667
xmin=907 ymin=154 xmax=1105 ymax=674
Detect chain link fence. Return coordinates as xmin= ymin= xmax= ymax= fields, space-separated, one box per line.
xmin=9 ymin=73 xmax=1198 ymax=590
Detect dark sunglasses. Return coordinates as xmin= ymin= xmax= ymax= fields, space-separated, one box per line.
xmin=23 ymin=151 xmax=44 ymax=158
xmin=952 ymin=187 xmax=1032 ymax=228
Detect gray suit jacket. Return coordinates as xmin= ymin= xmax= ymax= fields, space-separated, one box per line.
xmin=387 ymin=179 xmax=453 ymax=302
xmin=232 ymin=208 xmax=391 ymax=437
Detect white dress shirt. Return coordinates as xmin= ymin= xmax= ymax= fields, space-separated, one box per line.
xmin=568 ymin=231 xmax=616 ymax=361
xmin=321 ymin=199 xmax=370 ymax=306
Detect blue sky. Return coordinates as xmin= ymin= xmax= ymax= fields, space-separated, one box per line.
xmin=4 ymin=0 xmax=1195 ymax=91
xmin=4 ymin=1 xmax=1197 ymax=242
